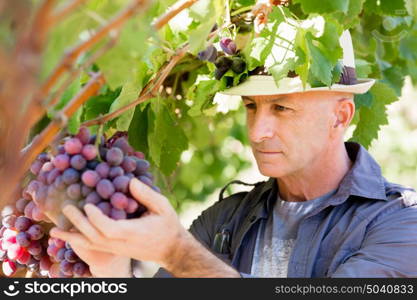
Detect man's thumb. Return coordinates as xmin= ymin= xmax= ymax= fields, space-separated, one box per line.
xmin=129 ymin=178 xmax=170 ymax=214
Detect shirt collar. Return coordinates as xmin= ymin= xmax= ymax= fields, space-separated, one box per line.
xmin=257 ymin=141 xmax=388 ymax=218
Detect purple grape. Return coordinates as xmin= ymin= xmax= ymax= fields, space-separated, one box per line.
xmin=37 ymin=153 xmax=50 ymax=163
xmin=113 ymin=176 xmax=130 ymax=193
xmin=96 ymin=179 xmax=115 ymax=199
xmin=2 ymin=215 xmax=16 ymax=229
xmin=53 ymin=175 xmax=66 ymax=190
xmin=52 ymin=154 xmax=70 ymax=171
xmin=81 ymin=170 xmax=100 ymax=187
xmin=126 ymin=173 xmax=134 ymax=179
xmin=106 ymin=147 xmax=124 ymax=166
xmin=95 ymin=162 xmax=110 ymax=178
xmin=134 ymin=159 xmax=150 ymax=174
xmin=110 ymin=208 xmax=127 ymax=220
xmin=47 ymin=168 xmax=61 ymax=185
xmin=121 ymin=157 xmax=136 ymax=173
xmin=64 ymin=249 xmax=78 ymax=263
xmin=60 ymin=260 xmax=73 ymax=275
xmin=30 ymin=161 xmax=43 ymax=175
xmin=41 ymin=162 xmax=54 ymax=172
xmin=143 ymin=171 xmax=154 ymax=181
xmin=56 ymin=248 xmax=66 ymax=261
xmin=220 ymin=37 xmax=237 ymax=55
xmin=86 ymin=160 xmax=99 ymax=170
xmin=109 ymin=166 xmax=124 ymax=179
xmin=54 ymin=238 xmax=66 ymax=248
xmin=64 ymin=138 xmax=83 ymax=155
xmin=62 ymin=168 xmax=80 ymax=185
xmin=31 ymin=206 xmax=45 ymax=222
xmin=139 ymin=175 xmax=153 ymax=187
xmin=96 ymin=202 xmax=111 ymax=216
xmin=66 ymin=183 xmax=81 ymax=200
xmin=14 ymin=216 xmax=32 ymax=231
xmin=75 ymin=127 xmax=90 ymax=145
xmin=81 ymin=144 xmax=97 ymax=160
xmin=81 ymin=185 xmax=92 ymax=197
xmin=73 ymin=262 xmax=87 ymax=276
xmin=27 ymin=224 xmax=44 ymax=241
xmin=57 ymin=145 xmax=65 ymax=154
xmin=110 ymin=192 xmax=128 ymax=210
xmin=113 ymin=138 xmax=133 ymax=155
xmin=24 ymin=201 xmax=36 ymax=219
xmin=85 ymin=192 xmax=101 ymax=205
xmin=16 ymin=198 xmax=29 ymax=213
xmin=27 ymin=241 xmax=42 ymax=256
xmin=16 ymin=232 xmax=31 ymax=247
xmin=126 ymin=198 xmax=138 ymax=214
xmin=198 ymin=44 xmax=217 ymax=62
xmin=70 ymin=155 xmax=87 ymax=170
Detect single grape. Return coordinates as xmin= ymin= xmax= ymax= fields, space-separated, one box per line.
xmin=121 ymin=157 xmax=136 ymax=173
xmin=60 ymin=260 xmax=73 ymax=275
xmin=81 ymin=170 xmax=100 ymax=187
xmin=81 ymin=144 xmax=97 ymax=160
xmin=47 ymin=168 xmax=61 ymax=185
xmin=52 ymin=154 xmax=70 ymax=171
xmin=109 ymin=166 xmax=124 ymax=179
xmin=27 ymin=240 xmax=42 ymax=256
xmin=110 ymin=208 xmax=127 ymax=220
xmin=17 ymin=250 xmax=31 ymax=264
xmin=31 ymin=205 xmax=45 ymax=222
xmin=64 ymin=138 xmax=83 ymax=155
xmin=7 ymin=243 xmax=24 ymax=260
xmin=81 ymin=185 xmax=92 ymax=197
xmin=134 ymin=151 xmax=145 ymax=159
xmin=2 ymin=259 xmax=17 ymax=276
xmin=14 ymin=216 xmax=32 ymax=232
xmin=67 ymin=183 xmax=81 ymax=200
xmin=41 ymin=162 xmax=54 ymax=172
xmin=126 ymin=198 xmax=139 ymax=214
xmin=139 ymin=175 xmax=153 ymax=187
xmin=73 ymin=262 xmax=87 ymax=276
xmin=95 ymin=162 xmax=110 ymax=178
xmin=27 ymin=224 xmax=44 ymax=241
xmin=16 ymin=198 xmax=29 ymax=213
xmin=110 ymin=192 xmax=128 ymax=210
xmin=113 ymin=138 xmax=133 ymax=155
xmin=64 ymin=249 xmax=78 ymax=263
xmin=56 ymin=248 xmax=66 ymax=262
xmin=47 ymin=244 xmax=59 ymax=258
xmin=85 ymin=192 xmax=101 ymax=205
xmin=75 ymin=127 xmax=91 ymax=145
xmin=106 ymin=147 xmax=124 ymax=166
xmin=134 ymin=159 xmax=150 ymax=174
xmin=30 ymin=160 xmax=43 ymax=176
xmin=53 ymin=238 xmax=65 ymax=248
xmin=70 ymin=154 xmax=87 ymax=170
xmin=2 ymin=215 xmax=16 ymax=229
xmin=113 ymin=176 xmax=130 ymax=193
xmin=24 ymin=201 xmax=36 ymax=219
xmin=96 ymin=202 xmax=111 ymax=216
xmin=220 ymin=37 xmax=237 ymax=55
xmin=16 ymin=232 xmax=31 ymax=247
xmin=96 ymin=179 xmax=115 ymax=199
xmin=62 ymin=168 xmax=80 ymax=185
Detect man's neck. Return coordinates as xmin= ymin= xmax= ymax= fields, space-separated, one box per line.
xmin=277 ymin=142 xmax=353 ymax=202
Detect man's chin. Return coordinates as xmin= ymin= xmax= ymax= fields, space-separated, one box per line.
xmin=257 ymin=164 xmax=287 ymax=178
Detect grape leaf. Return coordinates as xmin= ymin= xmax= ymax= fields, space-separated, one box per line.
xmin=350 ymin=81 xmax=398 ymax=149
xmin=188 ymin=79 xmax=220 ymax=117
xmin=294 ymin=0 xmax=349 ymax=14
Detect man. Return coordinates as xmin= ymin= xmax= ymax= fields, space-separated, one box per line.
xmin=50 ymin=30 xmax=417 ymax=277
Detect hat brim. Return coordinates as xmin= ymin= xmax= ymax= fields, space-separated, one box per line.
xmin=218 ymin=75 xmax=376 ymax=96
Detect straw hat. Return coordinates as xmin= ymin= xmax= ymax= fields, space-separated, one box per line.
xmin=219 ymin=30 xmax=375 ymax=96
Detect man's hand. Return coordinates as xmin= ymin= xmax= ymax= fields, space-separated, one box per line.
xmin=50 ymin=178 xmax=240 ymax=277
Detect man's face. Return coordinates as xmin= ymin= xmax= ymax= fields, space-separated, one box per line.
xmin=242 ymin=91 xmax=352 ymax=178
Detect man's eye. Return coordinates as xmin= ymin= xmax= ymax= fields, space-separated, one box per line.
xmin=245 ymin=103 xmax=256 ymax=109
xmin=274 ymin=105 xmax=288 ymax=111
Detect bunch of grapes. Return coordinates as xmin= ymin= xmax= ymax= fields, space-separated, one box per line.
xmin=0 ymin=215 xmax=51 ymax=277
xmin=1 ymin=127 xmax=159 ymax=277
xmin=46 ymin=237 xmax=88 ymax=278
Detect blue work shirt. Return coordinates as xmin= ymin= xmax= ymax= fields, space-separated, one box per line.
xmin=154 ymin=142 xmax=417 ymax=277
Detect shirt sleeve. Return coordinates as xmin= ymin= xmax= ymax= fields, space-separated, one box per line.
xmin=330 ymin=204 xmax=417 ymax=277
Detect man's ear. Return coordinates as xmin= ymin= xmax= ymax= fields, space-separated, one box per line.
xmin=333 ymin=95 xmax=355 ymax=130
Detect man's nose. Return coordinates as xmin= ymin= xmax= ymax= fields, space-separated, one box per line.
xmin=248 ymin=114 xmax=275 ymax=143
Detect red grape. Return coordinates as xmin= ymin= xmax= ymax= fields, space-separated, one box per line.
xmin=27 ymin=224 xmax=44 ymax=240
xmin=96 ymin=179 xmax=115 ymax=199
xmin=81 ymin=170 xmax=100 ymax=187
xmin=113 ymin=176 xmax=130 ymax=193
xmin=85 ymin=192 xmax=101 ymax=205
xmin=106 ymin=147 xmax=124 ymax=166
xmin=95 ymin=162 xmax=110 ymax=178
xmin=75 ymin=127 xmax=91 ymax=145
xmin=62 ymin=168 xmax=80 ymax=185
xmin=81 ymin=144 xmax=97 ymax=160
xmin=110 ymin=192 xmax=128 ymax=210
xmin=64 ymin=138 xmax=83 ymax=155
xmin=70 ymin=154 xmax=87 ymax=170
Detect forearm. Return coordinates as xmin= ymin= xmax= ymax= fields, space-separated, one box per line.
xmin=90 ymin=257 xmax=132 ymax=278
xmin=162 ymin=230 xmax=240 ymax=278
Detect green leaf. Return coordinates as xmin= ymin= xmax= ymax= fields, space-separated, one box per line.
xmin=294 ymin=0 xmax=349 ymax=14
xmin=188 ymin=79 xmax=220 ymax=117
xmin=147 ymin=97 xmax=188 ymax=175
xmin=306 ymin=33 xmax=334 ymax=86
xmin=269 ymin=58 xmax=296 ymax=86
xmin=108 ymin=79 xmax=142 ymax=131
xmin=68 ymin=106 xmax=83 ymax=135
xmin=354 ymin=91 xmax=374 ymax=109
xmin=82 ymin=87 xmax=121 ymax=123
xmin=350 ymin=81 xmax=399 ymax=149
xmin=355 ymin=59 xmax=373 ymax=77
xmin=128 ymin=102 xmax=150 ymax=156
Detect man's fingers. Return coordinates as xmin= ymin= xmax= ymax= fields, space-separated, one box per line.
xmin=129 ymin=178 xmax=172 ymax=215
xmin=61 ymin=205 xmax=104 ymax=243
xmin=49 ymin=227 xmax=98 ymax=251
xmin=84 ymin=204 xmax=128 ymax=239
